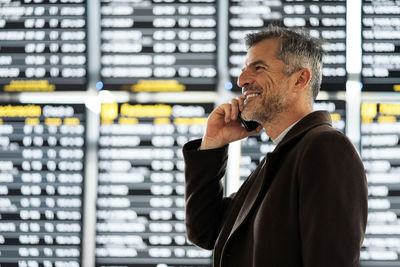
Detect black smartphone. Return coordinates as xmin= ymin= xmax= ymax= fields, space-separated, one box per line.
xmin=238 ymin=111 xmax=260 ymax=132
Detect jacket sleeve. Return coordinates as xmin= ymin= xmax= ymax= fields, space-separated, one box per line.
xmin=182 ymin=139 xmax=232 ymax=250
xmin=298 ymin=131 xmax=368 ymax=267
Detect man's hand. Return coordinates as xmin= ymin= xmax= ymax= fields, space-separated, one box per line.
xmin=199 ymin=97 xmax=262 ymax=150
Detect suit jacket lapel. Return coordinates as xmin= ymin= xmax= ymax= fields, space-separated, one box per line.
xmin=225 ymin=151 xmax=280 ymax=243
xmin=213 ymin=156 xmax=267 ymax=265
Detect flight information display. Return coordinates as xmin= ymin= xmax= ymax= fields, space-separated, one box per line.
xmin=0 ymin=0 xmax=87 ymax=92
xmin=240 ymin=100 xmax=346 ymax=184
xmin=96 ymin=102 xmax=213 ymax=267
xmin=360 ymin=102 xmax=400 ymax=266
xmin=100 ymin=0 xmax=217 ymax=92
xmin=228 ymin=0 xmax=346 ymax=92
xmin=0 ymin=104 xmax=85 ymax=267
xmin=361 ymin=0 xmax=400 ymax=92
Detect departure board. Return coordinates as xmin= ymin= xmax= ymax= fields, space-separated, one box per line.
xmin=100 ymin=0 xmax=217 ymax=92
xmin=0 ymin=0 xmax=87 ymax=92
xmin=227 ymin=0 xmax=282 ymax=92
xmin=96 ymin=102 xmax=213 ymax=267
xmin=240 ymin=100 xmax=346 ymax=183
xmin=228 ymin=0 xmax=346 ymax=92
xmin=360 ymin=102 xmax=400 ymax=266
xmin=0 ymin=104 xmax=85 ymax=267
xmin=361 ymin=0 xmax=400 ymax=92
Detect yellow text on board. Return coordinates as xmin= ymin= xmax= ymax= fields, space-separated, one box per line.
xmin=121 ymin=104 xmax=172 ymax=118
xmin=0 ymin=105 xmax=41 ymax=117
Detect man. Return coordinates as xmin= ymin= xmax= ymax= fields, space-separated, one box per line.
xmin=183 ymin=25 xmax=368 ymax=267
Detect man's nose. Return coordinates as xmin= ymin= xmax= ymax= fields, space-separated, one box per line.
xmin=237 ymin=69 xmax=253 ymax=89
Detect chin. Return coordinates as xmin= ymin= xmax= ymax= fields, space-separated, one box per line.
xmin=242 ymin=110 xmax=256 ymax=122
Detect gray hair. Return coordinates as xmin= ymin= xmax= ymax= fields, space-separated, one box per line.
xmin=245 ymin=25 xmax=324 ymax=100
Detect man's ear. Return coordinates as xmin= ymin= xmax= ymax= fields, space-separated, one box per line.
xmin=293 ymin=68 xmax=311 ymax=92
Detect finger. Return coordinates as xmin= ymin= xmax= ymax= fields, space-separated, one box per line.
xmin=221 ymin=103 xmax=231 ymax=123
xmin=230 ymin=98 xmax=239 ymax=120
xmin=237 ymin=95 xmax=245 ymax=111
xmin=252 ymin=125 xmax=263 ymax=133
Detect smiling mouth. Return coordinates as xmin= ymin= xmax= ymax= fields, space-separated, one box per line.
xmin=246 ymin=93 xmax=260 ymax=100
xmin=244 ymin=92 xmax=261 ymax=105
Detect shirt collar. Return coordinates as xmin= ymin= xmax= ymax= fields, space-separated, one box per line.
xmin=272 ymin=111 xmax=333 ymax=150
xmin=271 ymin=120 xmax=299 ymax=145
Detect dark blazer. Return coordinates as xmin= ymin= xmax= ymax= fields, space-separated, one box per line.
xmin=183 ymin=111 xmax=368 ymax=267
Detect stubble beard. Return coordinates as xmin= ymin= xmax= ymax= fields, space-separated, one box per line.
xmin=244 ymin=89 xmax=289 ymax=124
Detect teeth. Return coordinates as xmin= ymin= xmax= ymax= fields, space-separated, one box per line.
xmin=246 ymin=93 xmax=259 ymax=99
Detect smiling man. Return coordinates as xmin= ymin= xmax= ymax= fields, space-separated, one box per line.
xmin=183 ymin=25 xmax=368 ymax=267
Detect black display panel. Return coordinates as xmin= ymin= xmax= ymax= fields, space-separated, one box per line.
xmin=96 ymin=102 xmax=213 ymax=267
xmin=227 ymin=0 xmax=282 ymax=92
xmin=0 ymin=104 xmax=85 ymax=266
xmin=240 ymin=100 xmax=346 ymax=184
xmin=100 ymin=0 xmax=217 ymax=92
xmin=228 ymin=0 xmax=346 ymax=92
xmin=360 ymin=102 xmax=400 ymax=266
xmin=0 ymin=0 xmax=87 ymax=92
xmin=362 ymin=0 xmax=400 ymax=92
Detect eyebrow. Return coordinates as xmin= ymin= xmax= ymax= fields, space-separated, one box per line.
xmin=242 ymin=60 xmax=270 ymax=71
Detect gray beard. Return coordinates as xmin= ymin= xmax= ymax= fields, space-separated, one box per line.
xmin=248 ymin=94 xmax=288 ymax=124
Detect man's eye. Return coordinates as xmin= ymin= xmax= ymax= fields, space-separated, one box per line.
xmin=255 ymin=66 xmax=264 ymax=70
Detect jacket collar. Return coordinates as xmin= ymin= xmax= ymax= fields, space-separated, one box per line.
xmin=273 ymin=110 xmax=332 ymax=151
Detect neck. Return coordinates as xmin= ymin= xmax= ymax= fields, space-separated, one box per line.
xmin=262 ymin=108 xmax=312 ymax=140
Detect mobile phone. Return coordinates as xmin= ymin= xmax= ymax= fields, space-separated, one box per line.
xmin=238 ymin=111 xmax=260 ymax=132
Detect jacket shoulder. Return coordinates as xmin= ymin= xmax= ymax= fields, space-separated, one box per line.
xmin=301 ymin=124 xmax=352 ymax=148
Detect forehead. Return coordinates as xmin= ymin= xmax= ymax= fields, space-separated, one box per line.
xmin=244 ymin=38 xmax=282 ymax=66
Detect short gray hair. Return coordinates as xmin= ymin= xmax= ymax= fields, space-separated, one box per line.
xmin=245 ymin=25 xmax=324 ymax=100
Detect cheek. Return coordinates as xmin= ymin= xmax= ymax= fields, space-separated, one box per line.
xmin=261 ymin=74 xmax=279 ymax=91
